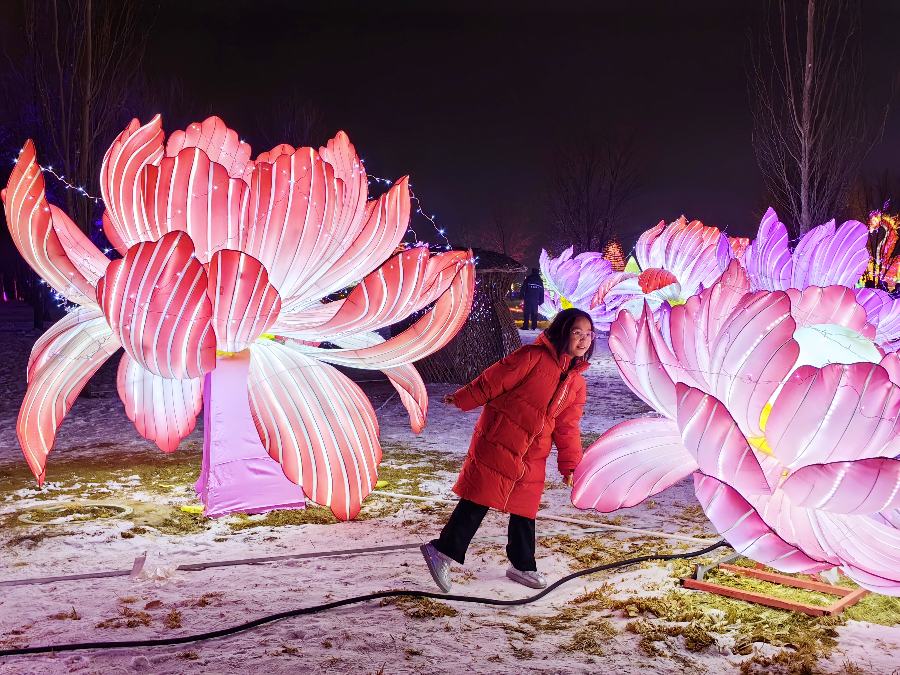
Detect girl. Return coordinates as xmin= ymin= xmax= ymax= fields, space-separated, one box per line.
xmin=421 ymin=308 xmax=594 ymax=591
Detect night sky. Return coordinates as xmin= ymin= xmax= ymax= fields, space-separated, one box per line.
xmin=4 ymin=1 xmax=900 ymax=264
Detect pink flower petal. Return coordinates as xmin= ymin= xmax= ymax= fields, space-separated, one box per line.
xmin=636 ymin=217 xmax=726 ymax=296
xmin=96 ymin=231 xmax=216 ymax=379
xmin=838 ymin=564 xmax=900 ymax=596
xmin=255 ymin=143 xmax=295 ymax=164
xmin=117 ymin=354 xmax=202 ymax=453
xmin=791 ymin=219 xmax=869 ymax=289
xmin=2 ymin=141 xmax=101 ymax=306
xmin=207 ymin=249 xmax=281 ymax=352
xmin=269 ymin=300 xmax=344 ymax=335
xmin=810 ymin=509 xmax=900 ymax=595
xmin=304 ymin=177 xmax=412 ymax=309
xmin=382 ymin=363 xmax=428 ymax=433
xmin=668 ymin=260 xmax=759 ymax=397
xmin=102 ymin=211 xmax=129 ymax=256
xmin=708 ymin=286 xmax=798 ymax=438
xmin=304 ymin=258 xmax=475 ymax=370
xmin=241 ymin=148 xmax=337 ymax=302
xmin=675 ymin=384 xmax=770 ymax=495
xmin=634 ymin=221 xmax=666 ymax=270
xmin=609 ymin=304 xmax=678 ymax=418
xmin=880 ymin=352 xmax=900 ymax=386
xmin=311 ymin=247 xmax=432 ymax=338
xmin=767 ymin=363 xmax=900 ymax=468
xmin=780 ymin=456 xmax=900 ymax=514
xmin=141 ymin=147 xmax=250 ymax=261
xmin=743 ymin=208 xmax=792 ymax=291
xmin=693 ymin=474 xmax=830 ymax=572
xmin=165 ymin=116 xmax=252 ymax=181
xmin=100 ymin=116 xmax=165 ymax=249
xmin=17 ymin=317 xmax=121 ymax=484
xmin=319 ymin=131 xmax=368 ymax=243
xmin=247 ymin=341 xmax=381 ymax=521
xmin=572 ymin=417 xmax=697 ymax=511
xmin=47 ymin=205 xmax=109 ymax=284
xmin=746 ymin=490 xmax=900 ymax=592
xmin=27 ymin=306 xmax=105 ymax=383
xmin=786 ymin=286 xmax=874 ymax=337
xmin=305 ymin=332 xmax=430 ymax=433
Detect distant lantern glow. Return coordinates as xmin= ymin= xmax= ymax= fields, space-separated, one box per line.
xmin=572 ymin=261 xmax=900 ymax=596
xmin=862 ymin=209 xmax=900 ymax=292
xmin=2 ymin=115 xmax=475 ymax=520
xmin=602 ymin=239 xmax=626 ymax=272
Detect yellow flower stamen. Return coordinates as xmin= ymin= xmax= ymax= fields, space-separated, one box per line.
xmin=747 ymin=403 xmax=774 ymax=456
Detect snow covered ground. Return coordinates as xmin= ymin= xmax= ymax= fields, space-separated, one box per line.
xmin=0 ymin=309 xmax=898 ymax=674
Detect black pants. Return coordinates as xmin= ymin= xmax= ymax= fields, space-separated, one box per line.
xmin=522 ymin=303 xmax=539 ymax=330
xmin=431 ymin=499 xmax=537 ymax=571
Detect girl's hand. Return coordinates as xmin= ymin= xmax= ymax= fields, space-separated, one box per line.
xmin=443 ymin=393 xmax=456 ymax=406
xmin=563 ymin=474 xmax=574 ymax=487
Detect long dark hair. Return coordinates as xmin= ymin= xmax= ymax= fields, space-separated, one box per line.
xmin=544 ymin=308 xmax=595 ymax=363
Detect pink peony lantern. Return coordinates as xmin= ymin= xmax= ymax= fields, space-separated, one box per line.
xmin=572 ymin=260 xmax=900 ymax=595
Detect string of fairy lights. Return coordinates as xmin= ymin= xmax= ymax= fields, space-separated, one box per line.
xmin=10 ymin=138 xmax=456 ymax=250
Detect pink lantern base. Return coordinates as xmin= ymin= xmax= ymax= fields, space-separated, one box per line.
xmin=195 ymin=351 xmax=305 ymax=517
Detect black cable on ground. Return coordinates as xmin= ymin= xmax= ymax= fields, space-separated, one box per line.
xmin=0 ymin=539 xmax=728 ymax=657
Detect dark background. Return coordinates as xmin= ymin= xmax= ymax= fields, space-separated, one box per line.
xmin=2 ymin=0 xmax=899 ymax=265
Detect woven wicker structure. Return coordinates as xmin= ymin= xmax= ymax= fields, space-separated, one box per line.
xmin=415 ymin=248 xmax=526 ymax=384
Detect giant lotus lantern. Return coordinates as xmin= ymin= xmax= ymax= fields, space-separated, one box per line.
xmin=572 ymin=260 xmax=900 ymax=595
xmin=3 ymin=115 xmax=474 ymax=520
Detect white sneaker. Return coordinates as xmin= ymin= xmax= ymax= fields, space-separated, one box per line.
xmin=506 ymin=565 xmax=547 ymax=589
xmin=421 ymin=543 xmax=453 ymax=593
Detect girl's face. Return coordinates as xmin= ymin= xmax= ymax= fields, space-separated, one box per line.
xmin=566 ymin=316 xmax=594 ymax=358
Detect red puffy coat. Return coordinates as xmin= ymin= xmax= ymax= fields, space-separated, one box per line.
xmin=451 ymin=333 xmax=588 ymax=519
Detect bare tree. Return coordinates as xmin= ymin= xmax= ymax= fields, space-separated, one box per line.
xmin=478 ymin=210 xmax=536 ymax=264
xmin=257 ymin=92 xmax=327 ymax=150
xmin=24 ymin=0 xmax=147 ymax=236
xmin=548 ymin=133 xmax=641 ymax=254
xmin=748 ymin=0 xmax=886 ymax=238
xmin=847 ymin=170 xmax=900 ymax=219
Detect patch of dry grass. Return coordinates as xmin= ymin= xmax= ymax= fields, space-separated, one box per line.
xmin=164 ymin=609 xmax=183 ymax=629
xmin=155 ymin=507 xmax=209 ymax=535
xmin=192 ymin=592 xmax=225 ymax=607
xmin=0 ymin=445 xmax=201 ymax=499
xmin=379 ymin=596 xmax=458 ymax=619
xmin=562 ymin=618 xmax=617 ymax=656
xmin=520 ymin=606 xmax=591 ymax=632
xmin=541 ymin=533 xmax=674 ymax=570
xmin=228 ymin=506 xmax=338 ymax=531
xmin=48 ymin=607 xmax=80 ymax=621
xmin=17 ymin=503 xmax=126 ymax=523
xmin=560 ymin=556 xmax=900 ymax=671
xmin=96 ymin=605 xmax=152 ymax=629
